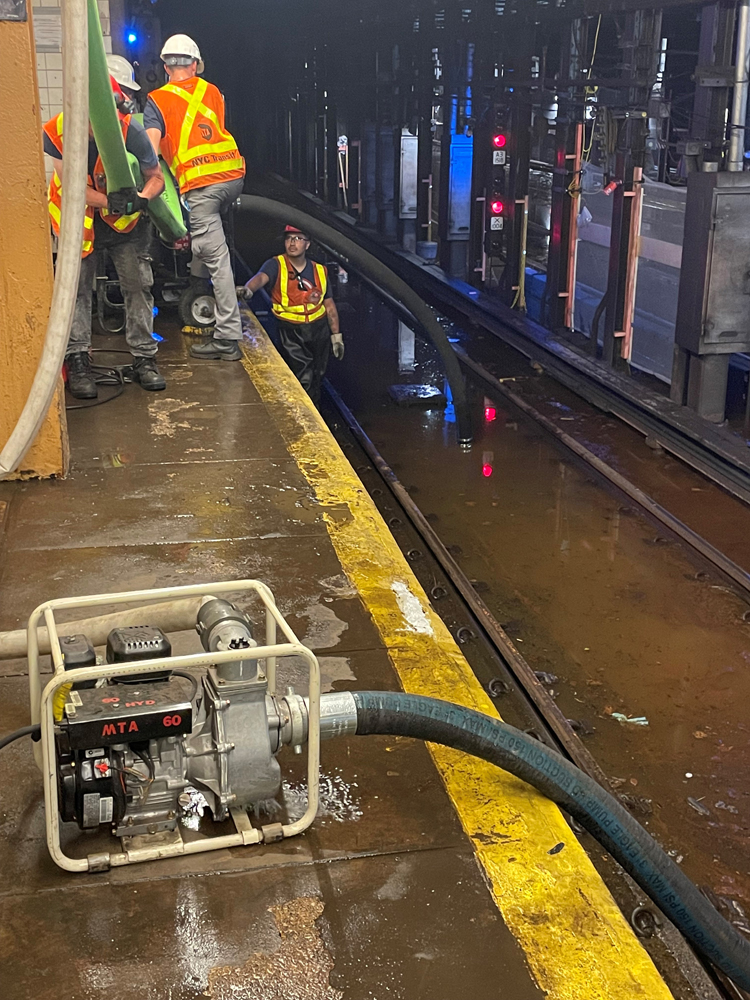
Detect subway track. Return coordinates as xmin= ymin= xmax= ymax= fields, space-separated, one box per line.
xmin=302 ymin=229 xmax=750 ymax=605
xmin=250 ymin=175 xmax=750 ymax=507
xmin=238 ymin=188 xmax=750 ymax=997
xmin=320 ymin=381 xmax=742 ymax=1000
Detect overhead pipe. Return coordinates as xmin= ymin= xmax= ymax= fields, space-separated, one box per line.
xmin=0 ymin=0 xmax=89 ymax=478
xmin=729 ymin=0 xmax=750 ymax=171
xmin=237 ymin=195 xmax=473 ymax=444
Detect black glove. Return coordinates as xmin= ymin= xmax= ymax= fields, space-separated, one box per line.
xmin=107 ymin=187 xmax=147 ymax=216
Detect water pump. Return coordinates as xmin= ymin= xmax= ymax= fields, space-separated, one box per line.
xmin=27 ymin=579 xmax=345 ymax=873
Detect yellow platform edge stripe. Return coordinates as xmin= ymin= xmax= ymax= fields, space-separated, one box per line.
xmin=239 ymin=316 xmax=674 ymax=1000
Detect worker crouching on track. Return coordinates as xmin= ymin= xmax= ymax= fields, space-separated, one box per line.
xmin=243 ymin=226 xmax=344 ymax=405
xmin=145 ymin=34 xmax=245 ymax=362
xmin=43 ymin=78 xmax=167 ymax=400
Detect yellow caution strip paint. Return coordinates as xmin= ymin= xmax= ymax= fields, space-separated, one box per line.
xmin=240 ymin=316 xmax=674 ymax=1000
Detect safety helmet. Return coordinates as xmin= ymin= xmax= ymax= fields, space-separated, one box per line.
xmin=160 ymin=34 xmax=204 ymax=75
xmin=107 ymin=53 xmax=140 ymax=92
xmin=284 ymin=225 xmax=308 ymax=238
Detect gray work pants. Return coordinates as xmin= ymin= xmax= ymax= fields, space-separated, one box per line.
xmin=67 ymin=221 xmax=156 ymax=358
xmin=185 ymin=177 xmax=244 ymax=341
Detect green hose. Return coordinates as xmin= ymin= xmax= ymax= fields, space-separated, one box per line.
xmin=86 ymin=0 xmax=186 ymax=242
xmin=87 ymin=0 xmax=133 ymax=191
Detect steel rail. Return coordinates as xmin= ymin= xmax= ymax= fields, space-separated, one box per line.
xmin=323 ymin=380 xmax=612 ymax=787
xmin=370 ymin=253 xmax=750 ymax=507
xmin=322 ymin=378 xmax=732 ymax=1000
xmin=315 ymin=241 xmax=750 ymax=601
xmin=456 ymin=348 xmax=750 ymax=603
xmin=260 ymin=176 xmax=750 ymax=505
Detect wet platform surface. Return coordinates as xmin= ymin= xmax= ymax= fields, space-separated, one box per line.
xmin=0 ymin=321 xmax=546 ymax=999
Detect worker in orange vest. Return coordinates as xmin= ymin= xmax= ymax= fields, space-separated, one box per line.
xmin=43 ymin=78 xmax=166 ymax=399
xmin=242 ymin=226 xmax=344 ymax=405
xmin=145 ymin=34 xmax=245 ymax=361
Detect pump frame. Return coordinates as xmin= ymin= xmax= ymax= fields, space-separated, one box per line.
xmin=26 ymin=579 xmax=321 ymax=873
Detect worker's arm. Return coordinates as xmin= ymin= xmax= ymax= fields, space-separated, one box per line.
xmin=138 ymin=161 xmax=165 ymax=202
xmin=146 ymin=128 xmax=163 ymax=158
xmin=326 ymin=298 xmax=345 ymax=360
xmin=53 ymin=158 xmax=108 ymax=209
xmin=240 ymin=271 xmax=270 ymax=299
xmin=143 ymin=98 xmax=166 ymax=158
xmin=325 ymin=297 xmax=340 ymax=335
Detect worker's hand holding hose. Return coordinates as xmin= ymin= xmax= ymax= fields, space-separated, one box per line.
xmin=107 ymin=188 xmax=148 ymax=216
xmin=331 ymin=333 xmax=345 ymax=360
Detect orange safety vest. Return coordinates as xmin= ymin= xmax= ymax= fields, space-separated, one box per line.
xmin=271 ymin=255 xmax=328 ymax=324
xmin=43 ymin=113 xmax=141 ymax=258
xmin=148 ymin=77 xmax=245 ymax=194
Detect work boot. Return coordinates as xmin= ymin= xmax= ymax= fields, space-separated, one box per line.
xmin=66 ymin=351 xmax=97 ymax=399
xmin=131 ymin=355 xmax=166 ymax=391
xmin=190 ymin=336 xmax=242 ymax=362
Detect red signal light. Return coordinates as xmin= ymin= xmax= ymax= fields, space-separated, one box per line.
xmin=491 ymin=200 xmax=504 ymax=215
xmin=492 ymin=134 xmax=507 ymax=149
xmin=484 ymin=406 xmax=497 ymax=422
xmin=482 ymin=463 xmax=493 ymax=478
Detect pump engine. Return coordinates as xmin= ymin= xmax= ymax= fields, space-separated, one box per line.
xmin=53 ymin=598 xmax=312 ymax=839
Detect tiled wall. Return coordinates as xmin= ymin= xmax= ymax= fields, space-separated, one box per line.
xmin=33 ymin=0 xmax=113 ymax=178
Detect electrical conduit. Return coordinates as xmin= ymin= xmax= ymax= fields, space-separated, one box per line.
xmin=0 ymin=0 xmax=89 ymax=478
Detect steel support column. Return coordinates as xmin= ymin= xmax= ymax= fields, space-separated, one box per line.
xmin=500 ymin=26 xmax=533 ymax=304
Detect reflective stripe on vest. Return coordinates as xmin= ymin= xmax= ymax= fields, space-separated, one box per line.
xmin=47 ymin=167 xmax=95 ymax=258
xmin=272 ymin=255 xmax=328 ymax=324
xmin=156 ymin=79 xmax=244 ymax=192
xmin=43 ymin=112 xmax=141 ymax=245
xmin=94 ymin=114 xmax=141 ymax=234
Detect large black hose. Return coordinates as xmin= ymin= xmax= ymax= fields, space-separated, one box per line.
xmin=236 ymin=195 xmax=472 ymax=444
xmin=352 ymin=690 xmax=750 ymax=991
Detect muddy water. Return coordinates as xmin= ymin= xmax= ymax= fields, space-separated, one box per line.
xmin=329 ymin=288 xmax=750 ymax=910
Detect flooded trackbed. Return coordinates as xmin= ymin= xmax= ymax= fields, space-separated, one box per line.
xmin=327 ymin=285 xmax=750 ymax=913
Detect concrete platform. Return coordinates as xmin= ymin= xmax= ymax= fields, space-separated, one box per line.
xmin=0 ymin=316 xmax=673 ymax=999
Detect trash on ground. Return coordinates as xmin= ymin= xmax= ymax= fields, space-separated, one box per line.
xmin=611 ymin=712 xmax=649 ymax=726
xmin=715 ymin=800 xmax=739 ymax=814
xmin=388 ymin=384 xmax=446 ymax=409
xmin=618 ymin=793 xmax=654 ymax=816
xmin=687 ymin=796 xmax=711 ymax=817
xmin=534 ymin=671 xmax=558 ymax=685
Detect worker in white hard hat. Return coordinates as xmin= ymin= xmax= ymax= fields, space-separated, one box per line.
xmin=145 ymin=34 xmax=246 ymax=361
xmin=107 ymin=54 xmax=140 ymax=94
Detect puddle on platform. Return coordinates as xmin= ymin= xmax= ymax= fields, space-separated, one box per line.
xmin=208 ymin=897 xmax=342 ymax=1000
xmin=328 ymin=286 xmax=750 ymax=907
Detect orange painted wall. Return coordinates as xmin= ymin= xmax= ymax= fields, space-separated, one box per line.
xmin=0 ymin=7 xmax=68 ymax=479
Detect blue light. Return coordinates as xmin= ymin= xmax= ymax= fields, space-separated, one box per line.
xmin=127 ymin=31 xmax=137 ymax=44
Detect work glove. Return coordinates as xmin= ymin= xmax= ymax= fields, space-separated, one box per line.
xmin=237 ymin=283 xmax=252 ymax=301
xmin=107 ymin=188 xmax=147 ymax=216
xmin=331 ymin=333 xmax=345 ymax=360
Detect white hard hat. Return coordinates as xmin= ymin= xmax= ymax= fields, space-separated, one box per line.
xmin=160 ymin=34 xmax=204 ymax=75
xmin=107 ymin=53 xmax=140 ymax=92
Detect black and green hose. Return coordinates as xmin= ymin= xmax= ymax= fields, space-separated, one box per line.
xmin=350 ymin=690 xmax=750 ymax=992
